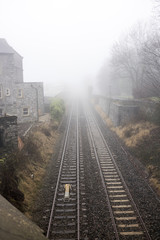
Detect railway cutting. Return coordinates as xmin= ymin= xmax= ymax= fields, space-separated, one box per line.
xmin=42 ymin=101 xmax=160 ymax=240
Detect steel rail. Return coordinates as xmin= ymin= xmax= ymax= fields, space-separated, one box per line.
xmin=46 ymin=106 xmax=73 ymax=238
xmin=88 ymin=106 xmax=152 ymax=240
xmin=85 ymin=110 xmax=120 ymax=240
xmin=76 ymin=103 xmax=80 ymax=240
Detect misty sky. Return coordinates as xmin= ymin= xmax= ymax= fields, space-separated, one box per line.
xmin=0 ymin=0 xmax=152 ymax=96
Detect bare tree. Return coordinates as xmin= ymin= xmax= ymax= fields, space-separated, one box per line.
xmin=142 ymin=33 xmax=160 ymax=96
xmin=111 ymin=24 xmax=148 ymax=98
xmin=98 ymin=19 xmax=160 ymax=99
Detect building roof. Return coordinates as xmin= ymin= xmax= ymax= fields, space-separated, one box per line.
xmin=0 ymin=38 xmax=17 ymax=54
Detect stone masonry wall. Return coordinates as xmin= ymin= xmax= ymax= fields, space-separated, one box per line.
xmin=0 ymin=82 xmax=44 ymax=123
xmin=16 ymin=83 xmax=37 ymax=123
xmin=0 ymin=53 xmax=23 ymax=117
xmin=97 ymin=96 xmax=160 ymax=126
xmin=98 ymin=97 xmax=139 ymax=126
xmin=0 ymin=116 xmax=18 ymax=149
xmin=14 ymin=82 xmax=44 ymax=123
xmin=30 ymin=82 xmax=44 ymax=116
xmin=0 ymin=54 xmax=15 ymax=107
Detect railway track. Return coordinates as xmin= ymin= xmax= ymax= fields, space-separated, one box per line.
xmin=85 ymin=107 xmax=152 ymax=240
xmin=46 ymin=104 xmax=88 ymax=240
xmin=45 ymin=102 xmax=153 ymax=239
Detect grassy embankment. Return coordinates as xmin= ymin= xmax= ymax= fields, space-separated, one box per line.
xmin=18 ymin=98 xmax=65 ymax=218
xmin=17 ymin=123 xmax=59 ymax=218
xmin=95 ymin=104 xmax=160 ymax=196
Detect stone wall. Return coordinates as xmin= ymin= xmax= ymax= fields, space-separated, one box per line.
xmin=13 ymin=53 xmax=23 ymax=83
xmin=0 ymin=54 xmax=15 ymax=109
xmin=31 ymin=82 xmax=44 ymax=116
xmin=14 ymin=82 xmax=44 ymax=123
xmin=134 ymin=99 xmax=160 ymax=124
xmin=97 ymin=97 xmax=139 ymax=126
xmin=0 ymin=116 xmax=18 ymax=149
xmin=97 ymin=96 xmax=160 ymax=126
xmin=0 ymin=52 xmax=23 ymax=85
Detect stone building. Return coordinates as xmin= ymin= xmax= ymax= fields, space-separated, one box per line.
xmin=0 ymin=39 xmax=44 ymax=123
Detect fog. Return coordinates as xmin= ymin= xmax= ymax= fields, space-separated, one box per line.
xmin=0 ymin=0 xmax=152 ymax=96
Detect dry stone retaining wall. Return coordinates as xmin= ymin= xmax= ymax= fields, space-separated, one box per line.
xmin=0 ymin=116 xmax=18 ymax=149
xmin=96 ymin=96 xmax=160 ymax=126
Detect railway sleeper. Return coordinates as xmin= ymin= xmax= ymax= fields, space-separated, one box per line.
xmin=119 ymin=231 xmax=144 ymax=238
xmin=56 ymin=203 xmax=76 ymax=207
xmin=62 ymin=168 xmax=76 ymax=172
xmin=112 ymin=205 xmax=132 ymax=209
xmin=52 ymin=226 xmax=76 ymax=233
xmin=60 ymin=181 xmax=76 ymax=184
xmin=61 ymin=174 xmax=76 ymax=177
xmin=57 ymin=198 xmax=76 ymax=202
xmin=57 ymin=192 xmax=76 ymax=197
xmin=61 ymin=177 xmax=76 ymax=180
xmin=55 ymin=209 xmax=76 ymax=213
xmin=52 ymin=219 xmax=76 ymax=226
xmin=119 ymin=229 xmax=144 ymax=235
xmin=54 ymin=215 xmax=76 ymax=219
xmin=53 ymin=222 xmax=76 ymax=227
xmin=60 ymin=184 xmax=76 ymax=189
xmin=51 ymin=230 xmax=76 ymax=237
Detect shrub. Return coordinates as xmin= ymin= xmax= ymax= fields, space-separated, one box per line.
xmin=50 ymin=98 xmax=65 ymax=122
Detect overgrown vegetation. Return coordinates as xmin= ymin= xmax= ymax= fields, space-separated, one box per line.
xmin=17 ymin=124 xmax=59 ymax=217
xmin=114 ymin=122 xmax=156 ymax=147
xmin=114 ymin=124 xmax=160 ymax=194
xmin=50 ymin=98 xmax=65 ymax=122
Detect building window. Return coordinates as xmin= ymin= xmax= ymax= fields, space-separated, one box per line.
xmin=6 ymin=88 xmax=10 ymax=96
xmin=17 ymin=89 xmax=23 ymax=98
xmin=23 ymin=108 xmax=29 ymax=116
xmin=0 ymin=86 xmax=2 ymax=99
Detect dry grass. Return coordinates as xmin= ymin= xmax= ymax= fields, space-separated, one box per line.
xmin=18 ymin=165 xmax=46 ymax=218
xmin=17 ymin=123 xmax=59 ymax=217
xmin=95 ymin=104 xmax=156 ymax=148
xmin=113 ymin=122 xmax=156 ymax=148
xmin=95 ymin=105 xmax=114 ymax=128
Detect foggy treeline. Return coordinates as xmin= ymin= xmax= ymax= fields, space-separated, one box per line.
xmin=98 ymin=0 xmax=160 ymax=99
